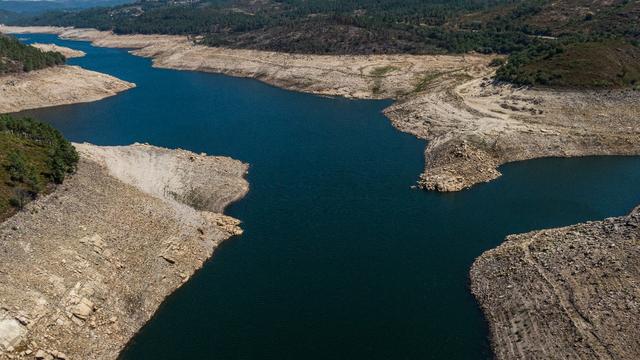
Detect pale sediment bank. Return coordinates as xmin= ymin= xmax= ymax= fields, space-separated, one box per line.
xmin=3 ymin=25 xmax=640 ymax=192
xmin=471 ymin=207 xmax=640 ymax=359
xmin=0 ymin=143 xmax=249 ymax=359
xmin=30 ymin=43 xmax=86 ymax=58
xmin=0 ymin=65 xmax=135 ymax=114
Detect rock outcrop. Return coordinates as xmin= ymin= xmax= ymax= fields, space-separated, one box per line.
xmin=471 ymin=207 xmax=640 ymax=359
xmin=0 ymin=143 xmax=248 ymax=359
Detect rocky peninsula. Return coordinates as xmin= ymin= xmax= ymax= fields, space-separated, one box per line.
xmin=30 ymin=43 xmax=85 ymax=59
xmin=471 ymin=207 xmax=640 ymax=359
xmin=0 ymin=143 xmax=248 ymax=359
xmin=0 ymin=65 xmax=134 ymax=114
xmin=3 ymin=25 xmax=639 ymax=192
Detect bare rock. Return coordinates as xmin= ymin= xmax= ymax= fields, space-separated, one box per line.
xmin=471 ymin=206 xmax=640 ymax=359
xmin=0 ymin=144 xmax=249 ymax=359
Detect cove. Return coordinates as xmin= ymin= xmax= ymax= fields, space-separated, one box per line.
xmin=15 ymin=34 xmax=640 ymax=360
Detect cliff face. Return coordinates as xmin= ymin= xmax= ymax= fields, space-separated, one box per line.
xmin=471 ymin=208 xmax=640 ymax=360
xmin=0 ymin=143 xmax=248 ymax=359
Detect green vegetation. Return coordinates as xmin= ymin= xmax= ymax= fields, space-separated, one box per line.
xmin=11 ymin=0 xmax=640 ymax=88
xmin=370 ymin=66 xmax=397 ymax=94
xmin=370 ymin=66 xmax=398 ymax=78
xmin=12 ymin=0 xmax=540 ymax=54
xmin=0 ymin=34 xmax=65 ymax=74
xmin=496 ymin=38 xmax=640 ymax=88
xmin=0 ymin=115 xmax=78 ymax=218
xmin=488 ymin=58 xmax=505 ymax=67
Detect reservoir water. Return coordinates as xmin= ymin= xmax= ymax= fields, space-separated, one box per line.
xmin=16 ymin=34 xmax=640 ymax=359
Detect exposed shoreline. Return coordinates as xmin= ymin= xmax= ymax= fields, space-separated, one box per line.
xmin=2 ymin=25 xmax=639 ymax=192
xmin=0 ymin=143 xmax=249 ymax=359
xmin=0 ymin=65 xmax=135 ymax=114
xmin=30 ymin=43 xmax=86 ymax=58
xmin=471 ymin=207 xmax=640 ymax=359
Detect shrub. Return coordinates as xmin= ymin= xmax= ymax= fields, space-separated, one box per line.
xmin=489 ymin=58 xmax=505 ymax=67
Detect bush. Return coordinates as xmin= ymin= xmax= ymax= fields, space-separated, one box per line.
xmin=7 ymin=151 xmax=28 ymax=182
xmin=489 ymin=58 xmax=505 ymax=67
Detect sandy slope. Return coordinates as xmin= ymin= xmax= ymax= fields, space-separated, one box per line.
xmin=0 ymin=143 xmax=248 ymax=359
xmin=0 ymin=65 xmax=135 ymax=113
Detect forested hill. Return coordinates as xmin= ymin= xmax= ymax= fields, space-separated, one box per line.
xmin=0 ymin=9 xmax=13 ymax=22
xmin=12 ymin=0 xmax=640 ymax=88
xmin=0 ymin=34 xmax=66 ymax=74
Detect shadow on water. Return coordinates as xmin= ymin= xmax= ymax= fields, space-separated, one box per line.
xmin=15 ymin=34 xmax=640 ymax=360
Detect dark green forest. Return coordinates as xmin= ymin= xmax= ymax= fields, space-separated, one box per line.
xmin=11 ymin=0 xmax=640 ymax=88
xmin=0 ymin=115 xmax=79 ymax=219
xmin=0 ymin=34 xmax=66 ymax=73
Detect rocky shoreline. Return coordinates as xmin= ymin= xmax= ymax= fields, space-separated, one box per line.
xmin=29 ymin=43 xmax=85 ymax=59
xmin=0 ymin=143 xmax=249 ymax=359
xmin=471 ymin=207 xmax=640 ymax=359
xmin=0 ymin=65 xmax=134 ymax=114
xmin=3 ymin=25 xmax=639 ymax=192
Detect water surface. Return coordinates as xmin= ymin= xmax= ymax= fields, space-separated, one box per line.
xmin=16 ymin=34 xmax=640 ymax=360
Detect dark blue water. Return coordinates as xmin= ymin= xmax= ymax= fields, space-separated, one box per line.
xmin=16 ymin=34 xmax=640 ymax=360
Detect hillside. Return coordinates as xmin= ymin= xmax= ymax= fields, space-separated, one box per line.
xmin=12 ymin=0 xmax=640 ymax=88
xmin=0 ymin=33 xmax=65 ymax=73
xmin=0 ymin=0 xmax=135 ymax=14
xmin=0 ymin=115 xmax=78 ymax=220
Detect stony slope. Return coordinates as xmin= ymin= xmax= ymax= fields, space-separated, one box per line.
xmin=0 ymin=143 xmax=248 ymax=359
xmin=471 ymin=207 xmax=640 ymax=359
